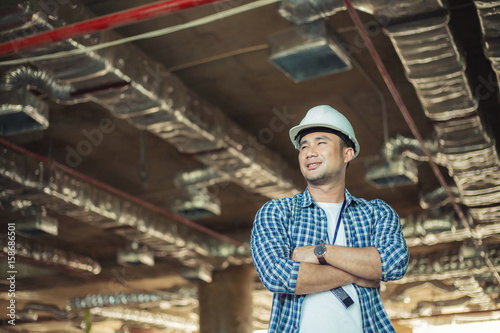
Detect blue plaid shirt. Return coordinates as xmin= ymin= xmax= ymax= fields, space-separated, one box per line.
xmin=251 ymin=188 xmax=409 ymax=332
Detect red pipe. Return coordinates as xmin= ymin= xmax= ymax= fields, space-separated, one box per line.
xmin=0 ymin=0 xmax=224 ymax=57
xmin=0 ymin=137 xmax=244 ymax=247
xmin=342 ymin=0 xmax=500 ymax=284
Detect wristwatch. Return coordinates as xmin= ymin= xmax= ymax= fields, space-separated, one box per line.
xmin=314 ymin=244 xmax=327 ymax=265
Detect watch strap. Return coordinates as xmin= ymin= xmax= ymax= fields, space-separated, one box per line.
xmin=317 ymin=256 xmax=327 ymax=265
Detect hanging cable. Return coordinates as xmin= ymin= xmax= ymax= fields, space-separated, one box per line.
xmin=0 ymin=0 xmax=280 ymax=66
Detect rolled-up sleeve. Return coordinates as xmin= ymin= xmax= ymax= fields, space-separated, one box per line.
xmin=371 ymin=200 xmax=409 ymax=281
xmin=251 ymin=200 xmax=301 ymax=294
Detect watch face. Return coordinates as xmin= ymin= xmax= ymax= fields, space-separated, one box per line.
xmin=314 ymin=244 xmax=326 ymax=256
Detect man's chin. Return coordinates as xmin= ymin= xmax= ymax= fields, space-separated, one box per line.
xmin=306 ymin=177 xmax=326 ymax=185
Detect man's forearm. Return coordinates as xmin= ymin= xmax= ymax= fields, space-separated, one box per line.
xmin=294 ymin=262 xmax=356 ymax=295
xmin=324 ymin=246 xmax=382 ymax=280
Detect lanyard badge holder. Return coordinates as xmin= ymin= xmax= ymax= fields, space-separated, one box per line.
xmin=327 ymin=201 xmax=354 ymax=309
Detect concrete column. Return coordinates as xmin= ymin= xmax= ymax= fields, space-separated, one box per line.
xmin=198 ymin=264 xmax=254 ymax=333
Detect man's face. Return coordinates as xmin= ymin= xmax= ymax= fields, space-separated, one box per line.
xmin=298 ymin=131 xmax=353 ymax=186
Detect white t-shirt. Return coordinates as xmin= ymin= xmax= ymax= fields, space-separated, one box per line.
xmin=298 ymin=202 xmax=363 ymax=333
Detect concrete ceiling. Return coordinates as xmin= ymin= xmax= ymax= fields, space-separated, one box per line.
xmin=1 ymin=0 xmax=500 ymax=331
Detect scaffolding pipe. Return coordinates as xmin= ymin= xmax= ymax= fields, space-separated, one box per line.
xmin=0 ymin=0 xmax=224 ymax=56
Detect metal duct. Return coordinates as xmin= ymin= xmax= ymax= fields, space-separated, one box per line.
xmin=387 ymin=280 xmax=458 ymax=303
xmin=0 ymin=236 xmax=102 ymax=275
xmin=419 ymin=186 xmax=460 ymax=210
xmin=0 ymin=141 xmax=250 ymax=269
xmin=278 ymin=0 xmax=500 ymax=224
xmin=384 ymin=12 xmax=500 ymax=210
xmin=399 ymin=242 xmax=500 ymax=311
xmin=415 ymin=296 xmax=472 ymax=316
xmin=401 ymin=210 xmax=500 ymax=247
xmin=473 ymin=1 xmax=500 ymax=85
xmin=0 ymin=87 xmax=49 ymax=136
xmin=383 ymin=134 xmax=440 ymax=163
xmin=0 ymin=66 xmax=74 ymax=102
xmin=68 ymin=286 xmax=197 ymax=309
xmin=0 ymin=1 xmax=300 ymax=203
xmin=172 ymin=167 xmax=228 ymax=219
xmin=89 ymin=307 xmax=198 ymax=331
xmin=70 ymin=293 xmax=162 ymax=309
xmin=20 ymin=303 xmax=68 ymax=320
xmin=401 ymin=208 xmax=469 ymax=247
xmin=402 ymin=242 xmax=500 ymax=283
xmin=278 ymin=0 xmax=446 ymax=25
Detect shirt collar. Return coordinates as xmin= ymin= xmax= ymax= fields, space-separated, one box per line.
xmin=302 ymin=187 xmax=357 ymax=208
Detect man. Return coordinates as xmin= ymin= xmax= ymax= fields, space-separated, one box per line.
xmin=251 ymin=105 xmax=409 ymax=332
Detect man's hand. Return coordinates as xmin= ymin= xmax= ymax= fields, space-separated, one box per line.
xmin=292 ymin=245 xmax=318 ymax=264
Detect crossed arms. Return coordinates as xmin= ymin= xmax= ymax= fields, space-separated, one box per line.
xmin=292 ymin=245 xmax=381 ymax=295
xmin=250 ymin=198 xmax=409 ymax=297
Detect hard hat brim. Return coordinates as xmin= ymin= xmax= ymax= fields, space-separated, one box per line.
xmin=289 ymin=122 xmax=360 ymax=158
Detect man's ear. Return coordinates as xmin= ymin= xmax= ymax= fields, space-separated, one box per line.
xmin=344 ymin=147 xmax=355 ymax=163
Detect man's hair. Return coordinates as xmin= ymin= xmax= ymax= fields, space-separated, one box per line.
xmin=296 ymin=126 xmax=354 ymax=151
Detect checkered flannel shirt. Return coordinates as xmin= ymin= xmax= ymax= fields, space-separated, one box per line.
xmin=251 ymin=188 xmax=409 ymax=332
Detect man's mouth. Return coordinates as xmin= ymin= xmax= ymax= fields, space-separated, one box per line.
xmin=306 ymin=162 xmax=321 ymax=170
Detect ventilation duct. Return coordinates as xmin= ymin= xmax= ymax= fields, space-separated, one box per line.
xmin=89 ymin=307 xmax=198 ymax=331
xmin=68 ymin=286 xmax=197 ymax=310
xmin=400 ymin=208 xmax=466 ymax=247
xmin=0 ymin=66 xmax=75 ymax=102
xmin=0 ymin=236 xmax=102 ymax=275
xmin=0 ymin=0 xmax=300 ymax=206
xmin=172 ymin=167 xmax=228 ymax=219
xmin=19 ymin=303 xmax=69 ymax=320
xmin=277 ymin=0 xmax=500 ymax=225
xmin=0 ymin=87 xmax=49 ymax=136
xmin=402 ymin=242 xmax=500 ymax=283
xmin=419 ymin=185 xmax=460 ymax=210
xmin=415 ymin=296 xmax=472 ymax=316
xmin=399 ymin=242 xmax=500 ymax=311
xmin=117 ymin=242 xmax=155 ymax=267
xmin=473 ymin=1 xmax=500 ymax=87
xmin=16 ymin=211 xmax=59 ymax=237
xmin=278 ymin=0 xmax=447 ymax=25
xmin=364 ymin=156 xmax=419 ymax=188
xmin=0 ymin=141 xmax=250 ymax=269
xmin=70 ymin=292 xmax=164 ymax=309
xmin=382 ymin=7 xmax=500 ymax=219
xmin=268 ymin=19 xmax=352 ymax=82
xmin=383 ymin=134 xmax=440 ymax=163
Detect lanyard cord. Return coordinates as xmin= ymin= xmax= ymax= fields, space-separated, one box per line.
xmin=326 ymin=200 xmax=347 ymax=245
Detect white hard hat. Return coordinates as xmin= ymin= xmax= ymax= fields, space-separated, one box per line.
xmin=289 ymin=105 xmax=360 ymax=158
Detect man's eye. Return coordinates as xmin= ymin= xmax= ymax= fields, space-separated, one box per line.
xmin=300 ymin=145 xmax=308 ymax=150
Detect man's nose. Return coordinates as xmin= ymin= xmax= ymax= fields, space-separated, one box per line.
xmin=306 ymin=146 xmax=318 ymax=157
